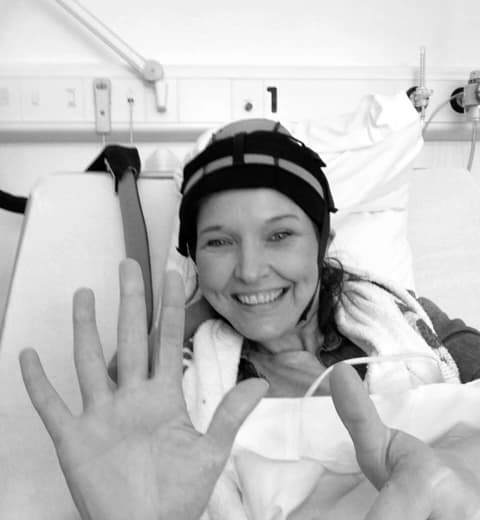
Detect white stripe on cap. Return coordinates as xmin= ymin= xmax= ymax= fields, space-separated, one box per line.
xmin=183 ymin=153 xmax=325 ymax=199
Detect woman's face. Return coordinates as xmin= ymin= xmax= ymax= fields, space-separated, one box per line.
xmin=195 ymin=188 xmax=319 ymax=344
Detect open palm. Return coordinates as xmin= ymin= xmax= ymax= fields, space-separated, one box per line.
xmin=20 ymin=259 xmax=267 ymax=520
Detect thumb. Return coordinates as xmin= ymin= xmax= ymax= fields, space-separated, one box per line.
xmin=330 ymin=363 xmax=391 ymax=488
xmin=207 ymin=378 xmax=269 ymax=455
xmin=364 ymin=473 xmax=431 ymax=520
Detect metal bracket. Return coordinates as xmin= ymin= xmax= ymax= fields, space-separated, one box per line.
xmin=54 ymin=0 xmax=167 ymax=112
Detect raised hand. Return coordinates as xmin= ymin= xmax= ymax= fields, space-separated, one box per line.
xmin=20 ymin=259 xmax=268 ymax=520
xmin=330 ymin=363 xmax=480 ymax=520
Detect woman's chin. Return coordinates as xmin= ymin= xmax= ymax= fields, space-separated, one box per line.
xmin=233 ymin=320 xmax=290 ymax=345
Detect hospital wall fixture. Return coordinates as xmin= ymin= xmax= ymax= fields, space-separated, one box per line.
xmin=1 ymin=64 xmax=478 ymax=143
xmin=54 ymin=0 xmax=167 ymax=112
xmin=461 ymin=71 xmax=480 ymax=171
xmin=449 ymin=71 xmax=480 ymax=120
xmin=93 ymin=77 xmax=112 ymax=144
xmin=420 ymin=70 xmax=480 ymax=170
xmin=407 ymin=46 xmax=433 ymax=121
xmin=462 ymin=71 xmax=480 ymax=122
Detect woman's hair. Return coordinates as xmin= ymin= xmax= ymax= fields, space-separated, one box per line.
xmin=317 ymin=258 xmax=345 ymax=337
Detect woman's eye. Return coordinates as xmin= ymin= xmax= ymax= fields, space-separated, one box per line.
xmin=269 ymin=231 xmax=292 ymax=242
xmin=206 ymin=238 xmax=231 ymax=247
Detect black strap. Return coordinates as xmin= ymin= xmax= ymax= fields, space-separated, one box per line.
xmin=0 ymin=190 xmax=27 ymax=214
xmin=87 ymin=145 xmax=141 ymax=191
xmin=87 ymin=145 xmax=153 ymax=332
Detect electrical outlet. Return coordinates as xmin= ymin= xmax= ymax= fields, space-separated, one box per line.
xmin=20 ymin=78 xmax=85 ymax=122
xmin=110 ymin=78 xmax=146 ymax=124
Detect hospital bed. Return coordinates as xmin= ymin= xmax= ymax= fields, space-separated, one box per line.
xmin=0 ymin=93 xmax=479 ymax=519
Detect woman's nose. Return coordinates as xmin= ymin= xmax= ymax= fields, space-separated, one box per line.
xmin=234 ymin=243 xmax=269 ymax=283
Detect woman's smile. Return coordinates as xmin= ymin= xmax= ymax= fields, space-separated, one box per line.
xmin=232 ymin=287 xmax=288 ymax=307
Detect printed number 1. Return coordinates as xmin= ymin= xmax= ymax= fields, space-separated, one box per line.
xmin=266 ymin=86 xmax=278 ymax=113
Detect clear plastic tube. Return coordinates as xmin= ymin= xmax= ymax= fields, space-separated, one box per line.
xmin=422 ymin=92 xmax=462 ymax=137
xmin=467 ymin=121 xmax=478 ymax=172
xmin=304 ymin=353 xmax=440 ymax=398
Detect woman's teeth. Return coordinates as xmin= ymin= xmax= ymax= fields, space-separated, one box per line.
xmin=235 ymin=289 xmax=284 ymax=306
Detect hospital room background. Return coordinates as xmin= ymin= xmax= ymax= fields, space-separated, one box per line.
xmin=1 ymin=0 xmax=480 ymax=338
xmin=1 ymin=2 xmax=480 ymax=518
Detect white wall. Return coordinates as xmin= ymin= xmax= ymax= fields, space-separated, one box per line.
xmin=1 ymin=0 xmax=480 ymax=323
xmin=2 ymin=0 xmax=480 ymax=67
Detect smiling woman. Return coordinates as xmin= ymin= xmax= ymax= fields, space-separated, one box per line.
xmin=179 ymin=118 xmax=472 ymax=398
xmin=176 ymin=118 xmax=480 ymax=519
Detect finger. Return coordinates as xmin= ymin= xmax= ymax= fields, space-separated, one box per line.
xmin=364 ymin=475 xmax=431 ymax=520
xmin=117 ymin=259 xmax=149 ymax=387
xmin=330 ymin=363 xmax=390 ymax=487
xmin=106 ymin=352 xmax=118 ymax=383
xmin=153 ymin=270 xmax=186 ymax=385
xmin=19 ymin=348 xmax=72 ymax=442
xmin=207 ymin=378 xmax=269 ymax=455
xmin=73 ymin=288 xmax=112 ymax=407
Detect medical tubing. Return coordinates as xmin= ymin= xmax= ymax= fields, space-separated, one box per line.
xmin=304 ymin=353 xmax=440 ymax=398
xmin=422 ymin=93 xmax=463 ymax=136
xmin=467 ymin=121 xmax=478 ymax=172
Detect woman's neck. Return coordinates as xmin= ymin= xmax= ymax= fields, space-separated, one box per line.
xmin=250 ymin=309 xmax=323 ymax=356
xmin=243 ymin=312 xmax=330 ymax=397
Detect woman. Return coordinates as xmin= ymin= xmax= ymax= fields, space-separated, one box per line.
xmin=176 ymin=118 xmax=480 ymax=518
xmin=179 ymin=118 xmax=467 ymax=398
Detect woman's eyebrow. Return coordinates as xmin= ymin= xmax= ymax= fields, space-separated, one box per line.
xmin=267 ymin=214 xmax=300 ymax=223
xmin=198 ymin=224 xmax=224 ymax=235
xmin=198 ymin=214 xmax=299 ymax=235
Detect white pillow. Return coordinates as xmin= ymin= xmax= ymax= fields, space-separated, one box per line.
xmin=329 ymin=209 xmax=414 ymax=290
xmin=289 ymin=91 xmax=422 ymax=288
